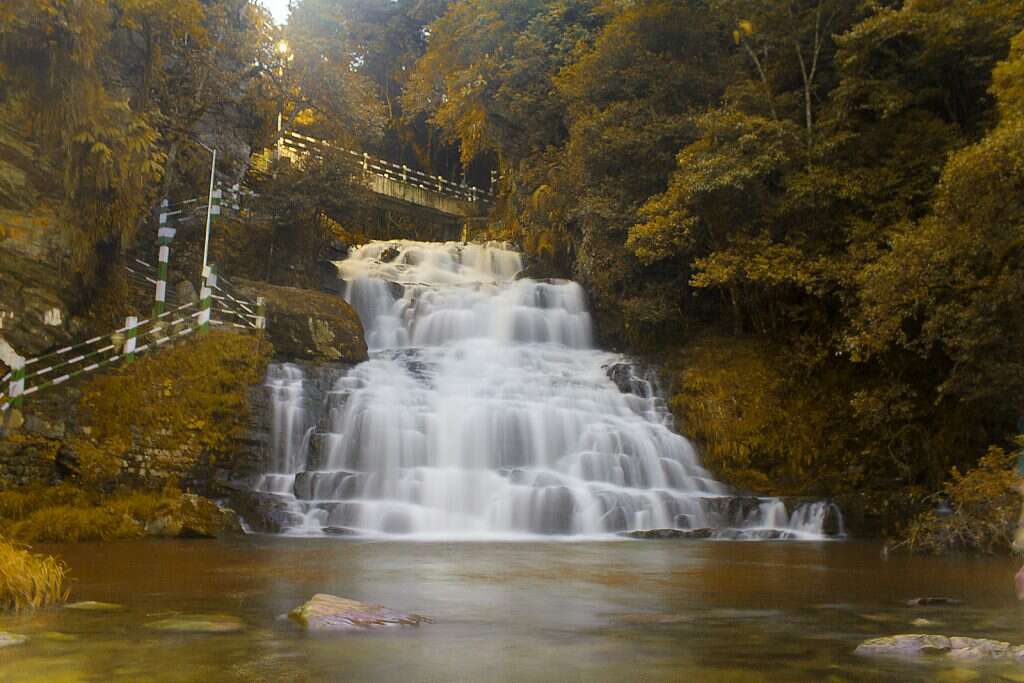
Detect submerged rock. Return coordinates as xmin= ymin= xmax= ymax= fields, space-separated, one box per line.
xmin=288 ymin=594 xmax=430 ymax=631
xmin=622 ymin=528 xmax=716 ymax=539
xmin=905 ymin=597 xmax=961 ymax=607
xmin=855 ymin=634 xmax=1024 ymax=661
xmin=146 ymin=614 xmax=245 ymax=633
xmin=0 ymin=632 xmax=26 ymax=648
xmin=855 ymin=634 xmax=952 ymax=656
xmin=66 ymin=600 xmax=125 ymax=612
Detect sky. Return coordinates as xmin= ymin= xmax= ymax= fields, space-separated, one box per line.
xmin=260 ymin=0 xmax=291 ymax=25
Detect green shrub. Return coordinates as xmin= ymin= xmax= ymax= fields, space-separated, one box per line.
xmin=902 ymin=447 xmax=1019 ymax=554
xmin=0 ymin=537 xmax=68 ymax=612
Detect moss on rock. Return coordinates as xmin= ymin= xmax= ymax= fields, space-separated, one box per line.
xmin=234 ymin=279 xmax=367 ymax=365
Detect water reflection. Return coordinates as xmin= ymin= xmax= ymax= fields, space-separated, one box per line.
xmin=0 ymin=538 xmax=1018 ymax=681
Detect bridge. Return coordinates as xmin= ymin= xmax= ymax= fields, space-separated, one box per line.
xmin=253 ymin=131 xmax=494 ymax=221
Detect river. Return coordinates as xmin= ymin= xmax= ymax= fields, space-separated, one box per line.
xmin=0 ymin=537 xmax=1019 ymax=681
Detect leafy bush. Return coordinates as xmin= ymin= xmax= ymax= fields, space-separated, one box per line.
xmin=0 ymin=537 xmax=68 ymax=612
xmin=902 ymin=447 xmax=1019 ymax=554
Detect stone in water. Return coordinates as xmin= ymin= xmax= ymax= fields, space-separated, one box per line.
xmin=289 ymin=594 xmax=430 ymax=631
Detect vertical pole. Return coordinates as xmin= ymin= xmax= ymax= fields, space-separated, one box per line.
xmin=255 ymin=296 xmax=267 ymax=330
xmin=9 ymin=355 xmax=25 ymax=410
xmin=124 ymin=316 xmax=138 ymax=364
xmin=202 ymin=148 xmax=217 ymax=275
xmin=402 ymin=164 xmax=408 ymax=183
xmin=363 ymin=152 xmax=369 ymax=172
xmin=276 ymin=112 xmax=283 ymax=161
xmin=153 ymin=241 xmax=170 ymax=318
xmin=199 ymin=264 xmax=215 ymax=334
xmin=437 ymin=176 xmax=443 ymax=192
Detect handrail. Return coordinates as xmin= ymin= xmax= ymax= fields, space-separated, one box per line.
xmin=279 ymin=132 xmax=493 ymax=204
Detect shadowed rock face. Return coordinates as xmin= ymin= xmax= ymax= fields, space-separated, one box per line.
xmin=234 ymin=279 xmax=368 ymax=365
xmin=288 ymin=594 xmax=430 ymax=632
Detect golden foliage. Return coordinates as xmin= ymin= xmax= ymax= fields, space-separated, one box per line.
xmin=902 ymin=447 xmax=1019 ymax=554
xmin=57 ymin=331 xmax=271 ymax=490
xmin=0 ymin=485 xmax=226 ymax=544
xmin=0 ymin=536 xmax=68 ymax=613
xmin=669 ymin=336 xmax=846 ymax=495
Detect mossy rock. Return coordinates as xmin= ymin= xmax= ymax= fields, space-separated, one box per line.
xmin=65 ymin=600 xmax=124 ymax=612
xmin=288 ymin=594 xmax=430 ymax=631
xmin=145 ymin=614 xmax=245 ymax=633
xmin=234 ymin=279 xmax=367 ymax=365
xmin=144 ymin=494 xmax=243 ymax=539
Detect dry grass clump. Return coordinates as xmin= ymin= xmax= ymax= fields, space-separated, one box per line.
xmin=6 ymin=505 xmax=144 ymax=543
xmin=0 ymin=537 xmax=68 ymax=612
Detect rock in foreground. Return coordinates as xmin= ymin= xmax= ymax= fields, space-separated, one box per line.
xmin=288 ymin=594 xmax=429 ymax=631
xmin=65 ymin=601 xmax=124 ymax=612
xmin=145 ymin=614 xmax=245 ymax=633
xmin=855 ymin=634 xmax=1023 ymax=661
xmin=0 ymin=632 xmax=26 ymax=648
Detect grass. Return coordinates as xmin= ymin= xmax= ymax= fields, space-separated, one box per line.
xmin=0 ymin=486 xmax=234 ymax=543
xmin=0 ymin=536 xmax=68 ymax=612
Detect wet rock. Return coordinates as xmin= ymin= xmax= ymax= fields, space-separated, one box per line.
xmin=322 ymin=525 xmax=359 ymax=536
xmin=854 ymin=634 xmax=952 ymax=656
xmin=855 ymin=634 xmax=1023 ymax=661
xmin=621 ymin=528 xmax=715 ymax=539
xmin=905 ymin=597 xmax=961 ymax=607
xmin=144 ymin=494 xmax=243 ymax=539
xmin=948 ymin=637 xmax=1012 ymax=659
xmin=41 ymin=631 xmax=79 ymax=642
xmin=222 ymin=486 xmax=298 ymax=533
xmin=379 ymin=246 xmax=400 ymax=262
xmin=66 ymin=600 xmax=125 ymax=612
xmin=146 ymin=614 xmax=245 ymax=633
xmin=288 ymin=594 xmax=430 ymax=631
xmin=0 ymin=632 xmax=26 ymax=648
xmin=821 ymin=503 xmax=843 ymax=537
xmin=912 ymin=618 xmax=940 ymax=627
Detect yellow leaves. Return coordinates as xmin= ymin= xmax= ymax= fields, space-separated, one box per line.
xmin=89 ymin=141 xmax=111 ymax=158
xmin=733 ymin=19 xmax=754 ymax=45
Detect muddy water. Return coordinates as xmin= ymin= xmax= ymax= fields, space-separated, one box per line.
xmin=0 ymin=538 xmax=1020 ymax=682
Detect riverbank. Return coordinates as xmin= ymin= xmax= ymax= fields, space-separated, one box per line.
xmin=0 ymin=536 xmax=1019 ymax=682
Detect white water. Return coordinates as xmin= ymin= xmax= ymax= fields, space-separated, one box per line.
xmin=257 ymin=240 xmax=842 ymax=540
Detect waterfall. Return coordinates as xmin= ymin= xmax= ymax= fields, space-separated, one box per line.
xmin=257 ymin=240 xmax=842 ymax=540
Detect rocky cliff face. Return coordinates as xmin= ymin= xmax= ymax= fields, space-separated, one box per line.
xmin=0 ymin=124 xmax=78 ymax=367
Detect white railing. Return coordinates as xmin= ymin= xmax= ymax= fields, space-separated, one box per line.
xmin=1 ymin=266 xmax=265 ymax=413
xmin=278 ymin=131 xmax=494 ymax=204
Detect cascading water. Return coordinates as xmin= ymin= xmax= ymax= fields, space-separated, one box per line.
xmin=256 ymin=240 xmax=842 ymax=540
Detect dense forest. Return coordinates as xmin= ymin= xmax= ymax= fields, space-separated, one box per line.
xmin=403 ymin=0 xmax=1024 ymax=544
xmin=2 ymin=0 xmax=1023 ymax=549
